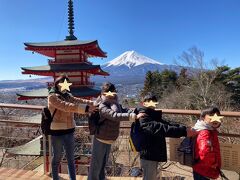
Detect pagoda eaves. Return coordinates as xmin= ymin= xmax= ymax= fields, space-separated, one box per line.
xmin=21 ymin=63 xmax=109 ymax=76
xmin=24 ymin=40 xmax=107 ymax=58
xmin=17 ymin=87 xmax=101 ymax=100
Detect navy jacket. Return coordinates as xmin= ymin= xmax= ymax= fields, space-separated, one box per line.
xmin=136 ymin=107 xmax=187 ymax=162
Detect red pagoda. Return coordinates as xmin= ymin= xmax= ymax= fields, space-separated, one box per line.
xmin=17 ymin=0 xmax=109 ymax=100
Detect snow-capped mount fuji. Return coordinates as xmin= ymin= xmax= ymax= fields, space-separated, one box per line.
xmin=105 ymin=50 xmax=163 ymax=68
xmin=93 ymin=50 xmax=181 ymax=84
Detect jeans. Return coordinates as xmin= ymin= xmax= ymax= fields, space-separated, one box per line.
xmin=193 ymin=171 xmax=210 ymax=180
xmin=140 ymin=159 xmax=158 ymax=180
xmin=51 ymin=132 xmax=76 ymax=180
xmin=88 ymin=137 xmax=111 ymax=180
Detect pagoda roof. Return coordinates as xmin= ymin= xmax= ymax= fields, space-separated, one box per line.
xmin=21 ymin=63 xmax=109 ymax=76
xmin=24 ymin=40 xmax=107 ymax=58
xmin=17 ymin=87 xmax=101 ymax=100
xmin=25 ymin=40 xmax=95 ymax=47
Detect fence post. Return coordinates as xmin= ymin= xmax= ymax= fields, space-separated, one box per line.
xmin=43 ymin=134 xmax=47 ymax=174
xmin=42 ymin=134 xmax=47 ymax=174
xmin=48 ymin=135 xmax=52 ymax=174
xmin=159 ymin=163 xmax=162 ymax=179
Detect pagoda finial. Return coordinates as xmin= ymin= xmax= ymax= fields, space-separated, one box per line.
xmin=65 ymin=0 xmax=77 ymax=40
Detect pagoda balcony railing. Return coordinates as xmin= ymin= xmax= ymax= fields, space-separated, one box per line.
xmin=47 ymin=82 xmax=95 ymax=87
xmin=73 ymin=82 xmax=95 ymax=86
xmin=0 ymin=103 xmax=240 ymax=178
xmin=48 ymin=59 xmax=93 ymax=64
xmin=48 ymin=59 xmax=55 ymax=64
xmin=47 ymin=82 xmax=53 ymax=86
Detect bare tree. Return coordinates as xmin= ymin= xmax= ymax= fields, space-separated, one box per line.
xmin=108 ymin=139 xmax=123 ymax=176
xmin=173 ymin=46 xmax=231 ymax=109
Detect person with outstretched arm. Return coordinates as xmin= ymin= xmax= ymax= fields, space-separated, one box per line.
xmin=48 ymin=75 xmax=95 ymax=180
xmin=135 ymin=93 xmax=196 ymax=180
xmin=87 ymin=82 xmax=144 ymax=180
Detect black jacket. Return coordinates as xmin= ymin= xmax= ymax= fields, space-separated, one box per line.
xmin=136 ymin=107 xmax=187 ymax=162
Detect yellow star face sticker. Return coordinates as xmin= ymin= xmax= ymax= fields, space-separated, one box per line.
xmin=143 ymin=100 xmax=158 ymax=108
xmin=103 ymin=91 xmax=117 ymax=97
xmin=209 ymin=113 xmax=224 ymax=123
xmin=58 ymin=79 xmax=72 ymax=92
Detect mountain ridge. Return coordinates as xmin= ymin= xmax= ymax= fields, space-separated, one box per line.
xmin=104 ymin=50 xmax=163 ymax=68
xmin=94 ymin=50 xmax=181 ymax=84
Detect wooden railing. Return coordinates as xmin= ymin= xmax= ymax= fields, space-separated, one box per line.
xmin=1 ymin=103 xmax=239 ymax=117
xmin=0 ymin=103 xmax=240 ymax=175
xmin=1 ymin=103 xmax=240 ymax=137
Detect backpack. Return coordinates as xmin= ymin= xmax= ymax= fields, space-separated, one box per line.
xmin=129 ymin=120 xmax=147 ymax=152
xmin=41 ymin=106 xmax=57 ymax=135
xmin=177 ymin=136 xmax=198 ymax=166
xmin=88 ymin=109 xmax=101 ymax=135
xmin=88 ymin=102 xmax=108 ymax=135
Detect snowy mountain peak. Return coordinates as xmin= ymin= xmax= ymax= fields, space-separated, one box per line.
xmin=105 ymin=50 xmax=163 ymax=68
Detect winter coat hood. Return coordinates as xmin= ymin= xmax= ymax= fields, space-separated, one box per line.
xmin=138 ymin=106 xmax=156 ymax=114
xmin=49 ymin=87 xmax=72 ymax=99
xmin=193 ymin=120 xmax=213 ymax=131
xmin=101 ymin=94 xmax=118 ymax=104
xmin=93 ymin=95 xmax=119 ymax=106
xmin=93 ymin=95 xmax=102 ymax=106
xmin=94 ymin=95 xmax=121 ymax=113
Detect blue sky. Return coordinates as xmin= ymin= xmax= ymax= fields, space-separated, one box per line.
xmin=0 ymin=0 xmax=239 ymax=80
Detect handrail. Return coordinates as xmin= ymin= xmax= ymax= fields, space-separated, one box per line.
xmin=0 ymin=119 xmax=40 ymax=126
xmin=0 ymin=103 xmax=240 ymax=138
xmin=1 ymin=103 xmax=240 ymax=117
xmin=0 ymin=103 xmax=44 ymax=111
xmin=219 ymin=132 xmax=240 ymax=138
xmin=158 ymin=108 xmax=240 ymax=117
xmin=0 ymin=122 xmax=240 ymax=138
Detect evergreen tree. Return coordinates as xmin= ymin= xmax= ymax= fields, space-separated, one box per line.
xmin=141 ymin=70 xmax=178 ymax=99
xmin=176 ymin=68 xmax=190 ymax=89
xmin=141 ymin=71 xmax=154 ymax=97
xmin=215 ymin=66 xmax=240 ymax=108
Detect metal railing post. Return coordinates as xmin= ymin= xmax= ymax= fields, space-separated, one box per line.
xmin=48 ymin=135 xmax=52 ymax=174
xmin=159 ymin=163 xmax=162 ymax=180
xmin=43 ymin=134 xmax=47 ymax=174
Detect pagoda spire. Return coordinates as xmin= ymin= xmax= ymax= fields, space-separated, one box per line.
xmin=65 ymin=0 xmax=77 ymax=40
